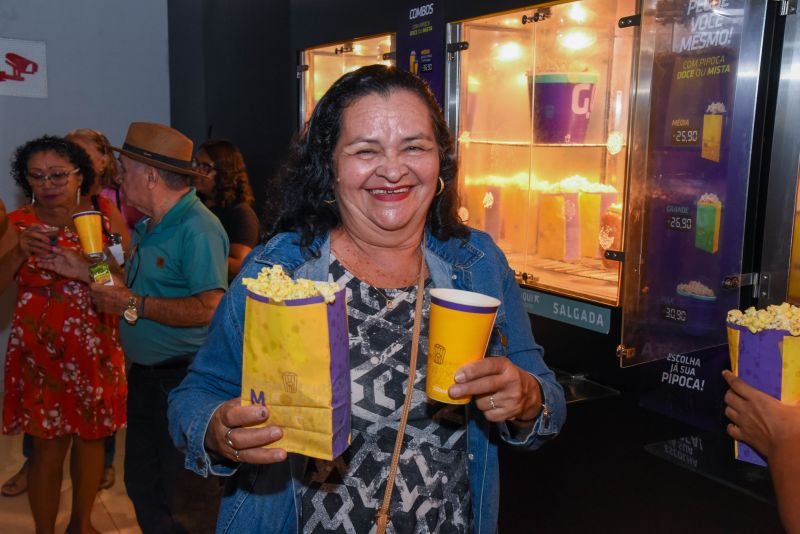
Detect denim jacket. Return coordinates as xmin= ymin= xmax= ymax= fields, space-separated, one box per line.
xmin=168 ymin=228 xmax=566 ymax=534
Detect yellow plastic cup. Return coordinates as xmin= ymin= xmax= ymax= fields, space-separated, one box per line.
xmin=72 ymin=211 xmax=104 ymax=259
xmin=426 ymin=288 xmax=501 ymax=404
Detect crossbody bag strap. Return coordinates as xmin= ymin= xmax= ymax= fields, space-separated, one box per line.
xmin=375 ymin=235 xmax=427 ymax=534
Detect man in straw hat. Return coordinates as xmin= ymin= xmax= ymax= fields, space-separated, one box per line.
xmin=90 ymin=122 xmax=229 ymax=533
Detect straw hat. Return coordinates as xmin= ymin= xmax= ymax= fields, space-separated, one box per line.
xmin=111 ymin=122 xmax=204 ymax=178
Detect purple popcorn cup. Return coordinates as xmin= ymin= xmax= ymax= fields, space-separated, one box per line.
xmin=532 ymin=73 xmax=598 ymax=144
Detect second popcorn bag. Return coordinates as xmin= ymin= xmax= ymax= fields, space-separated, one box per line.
xmin=726 ymin=303 xmax=800 ymax=466
xmin=241 ymin=266 xmax=351 ymax=460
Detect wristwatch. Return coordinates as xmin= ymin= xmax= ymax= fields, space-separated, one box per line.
xmin=123 ymin=296 xmax=138 ymax=325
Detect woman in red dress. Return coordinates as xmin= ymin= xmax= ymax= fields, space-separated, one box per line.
xmin=0 ymin=136 xmax=127 ymax=534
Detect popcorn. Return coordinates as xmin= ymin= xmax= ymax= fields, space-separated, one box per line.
xmin=727 ymin=302 xmax=800 ymax=335
xmin=677 ymin=280 xmax=715 ymax=298
xmin=698 ymin=192 xmax=721 ymax=204
xmin=548 ymin=175 xmax=617 ymax=194
xmin=706 ymin=101 xmax=727 ymax=114
xmin=242 ymin=265 xmax=340 ymax=303
xmin=536 ymin=59 xmax=593 ymax=74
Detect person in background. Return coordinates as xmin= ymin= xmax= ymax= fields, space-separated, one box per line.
xmin=723 ymin=370 xmax=800 ymax=533
xmin=86 ymin=122 xmax=228 ymax=533
xmin=168 ymin=65 xmax=566 ymax=532
xmin=67 ymin=128 xmax=145 ymax=234
xmin=1 ymin=128 xmax=132 ymax=498
xmin=0 ymin=128 xmax=132 ymax=497
xmin=0 ymin=136 xmax=127 ymax=534
xmin=191 ymin=139 xmax=259 ymax=280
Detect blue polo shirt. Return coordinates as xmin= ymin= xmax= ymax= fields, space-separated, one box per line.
xmin=120 ymin=188 xmax=229 ymax=365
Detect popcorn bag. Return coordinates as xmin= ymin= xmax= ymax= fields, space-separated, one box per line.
xmin=241 ymin=267 xmax=351 ymax=460
xmin=726 ymin=304 xmax=800 ymax=466
xmin=695 ymin=193 xmax=722 ymax=254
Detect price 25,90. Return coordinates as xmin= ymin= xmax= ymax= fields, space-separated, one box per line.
xmin=671 ymin=127 xmax=700 ymax=146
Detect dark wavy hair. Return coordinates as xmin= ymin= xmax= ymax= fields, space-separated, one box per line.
xmin=266 ymin=64 xmax=467 ymax=247
xmin=11 ymin=135 xmax=95 ymax=200
xmin=67 ymin=128 xmax=119 ymax=188
xmin=197 ymin=139 xmax=254 ymax=208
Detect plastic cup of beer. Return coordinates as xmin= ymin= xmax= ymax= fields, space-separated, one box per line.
xmin=71 ymin=211 xmax=104 ymax=260
xmin=426 ymin=288 xmax=501 ymax=404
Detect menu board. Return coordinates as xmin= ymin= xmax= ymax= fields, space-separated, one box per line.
xmin=633 ymin=0 xmax=750 ymax=358
xmin=396 ymin=1 xmax=445 ymax=104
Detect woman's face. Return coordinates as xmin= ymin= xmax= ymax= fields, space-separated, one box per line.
xmin=192 ymin=149 xmax=217 ymax=198
xmin=26 ymin=150 xmax=83 ymax=208
xmin=332 ymin=89 xmax=440 ymax=242
xmin=69 ymin=135 xmax=107 ymax=177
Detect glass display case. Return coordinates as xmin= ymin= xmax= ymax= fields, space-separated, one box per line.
xmin=448 ymin=0 xmax=773 ymax=367
xmin=446 ymin=0 xmax=636 ymax=306
xmin=298 ymin=33 xmax=395 ymax=127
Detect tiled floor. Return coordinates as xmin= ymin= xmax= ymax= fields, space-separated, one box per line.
xmin=0 ymin=399 xmax=141 ymax=533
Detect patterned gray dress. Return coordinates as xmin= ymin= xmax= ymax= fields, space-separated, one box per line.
xmin=299 ymin=258 xmax=471 ymax=533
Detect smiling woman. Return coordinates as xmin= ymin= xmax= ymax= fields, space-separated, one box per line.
xmin=169 ymin=65 xmax=566 ymax=534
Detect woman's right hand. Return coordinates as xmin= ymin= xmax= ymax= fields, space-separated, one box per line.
xmin=17 ymin=225 xmax=54 ymax=259
xmin=205 ymin=398 xmax=287 ymax=464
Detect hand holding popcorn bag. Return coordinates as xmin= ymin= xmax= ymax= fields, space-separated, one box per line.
xmin=726 ymin=303 xmax=800 ymax=466
xmin=241 ymin=266 xmax=351 ymax=460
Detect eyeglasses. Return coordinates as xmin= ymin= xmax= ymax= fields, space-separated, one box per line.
xmin=191 ymin=159 xmax=215 ymax=175
xmin=26 ymin=168 xmax=80 ymax=186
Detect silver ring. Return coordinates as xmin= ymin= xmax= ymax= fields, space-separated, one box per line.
xmin=224 ymin=427 xmax=236 ymax=449
xmin=233 ymin=449 xmax=240 ymax=462
xmin=489 ymin=396 xmax=496 ymax=410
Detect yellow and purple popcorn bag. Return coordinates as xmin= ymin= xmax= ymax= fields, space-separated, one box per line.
xmin=726 ymin=304 xmax=800 ymax=466
xmin=241 ymin=267 xmax=350 ymax=460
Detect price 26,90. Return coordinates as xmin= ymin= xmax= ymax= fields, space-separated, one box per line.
xmin=666 ymin=215 xmax=693 ymax=231
xmin=662 ymin=305 xmax=688 ymax=324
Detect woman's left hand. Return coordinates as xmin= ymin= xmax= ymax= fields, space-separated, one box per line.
xmin=448 ymin=357 xmax=542 ymax=424
xmin=35 ymin=247 xmax=91 ymax=282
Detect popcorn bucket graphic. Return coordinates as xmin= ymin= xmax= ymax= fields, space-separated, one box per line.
xmin=432 ymin=343 xmax=446 ymax=365
xmin=282 ymin=372 xmax=298 ymax=394
xmin=702 ymin=114 xmax=723 ymax=162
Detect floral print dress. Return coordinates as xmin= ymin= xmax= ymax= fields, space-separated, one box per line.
xmin=2 ymin=201 xmax=127 ymax=439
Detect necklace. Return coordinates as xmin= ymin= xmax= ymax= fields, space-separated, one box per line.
xmin=331 ymin=233 xmax=426 ymax=311
xmin=373 ymin=284 xmax=415 ymax=311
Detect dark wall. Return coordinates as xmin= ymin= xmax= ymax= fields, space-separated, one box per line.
xmin=169 ymin=0 xmax=294 ymax=214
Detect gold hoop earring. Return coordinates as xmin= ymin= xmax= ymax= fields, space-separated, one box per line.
xmin=435 ymin=176 xmax=445 ymax=197
xmin=323 ymin=196 xmax=336 ymax=205
xmin=76 ymin=189 xmax=81 ymax=205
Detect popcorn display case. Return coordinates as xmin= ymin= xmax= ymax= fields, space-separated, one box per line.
xmin=446 ymin=0 xmax=635 ymax=306
xmin=446 ymin=0 xmax=775 ymax=366
xmin=298 ymin=33 xmax=395 ymax=127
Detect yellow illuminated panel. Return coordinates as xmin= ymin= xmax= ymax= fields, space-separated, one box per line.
xmin=303 ymin=34 xmax=395 ymax=125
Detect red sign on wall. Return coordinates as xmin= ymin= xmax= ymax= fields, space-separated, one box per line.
xmin=0 ymin=38 xmax=47 ymax=98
